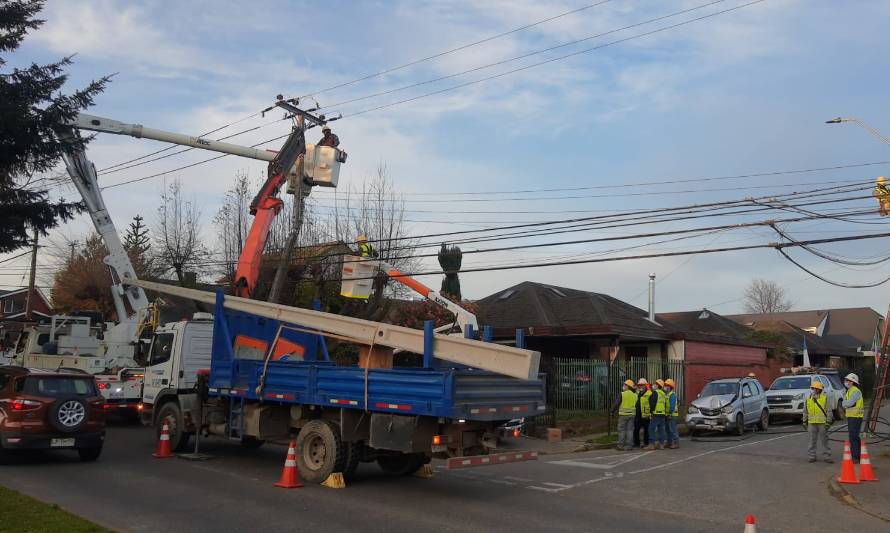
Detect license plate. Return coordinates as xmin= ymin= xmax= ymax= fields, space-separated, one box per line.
xmin=51 ymin=438 xmax=75 ymax=447
xmin=704 ymin=420 xmax=717 ymax=426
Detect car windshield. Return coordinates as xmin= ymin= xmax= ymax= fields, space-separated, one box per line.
xmin=21 ymin=377 xmax=97 ymax=397
xmin=700 ymin=382 xmax=738 ymax=396
xmin=769 ymin=377 xmax=813 ymax=390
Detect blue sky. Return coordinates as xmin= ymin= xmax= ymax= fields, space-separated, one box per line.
xmin=4 ymin=0 xmax=890 ymax=315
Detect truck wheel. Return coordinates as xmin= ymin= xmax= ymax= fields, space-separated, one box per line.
xmin=377 ymin=453 xmax=425 ymax=476
xmin=294 ymin=419 xmax=345 ymax=484
xmin=156 ymin=402 xmax=191 ymax=452
xmin=343 ymin=441 xmax=363 ymax=481
xmin=240 ymin=436 xmax=265 ymax=449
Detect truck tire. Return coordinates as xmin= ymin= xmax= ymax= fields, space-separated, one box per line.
xmin=377 ymin=453 xmax=425 ymax=476
xmin=156 ymin=402 xmax=191 ymax=452
xmin=343 ymin=441 xmax=363 ymax=481
xmin=294 ymin=419 xmax=345 ymax=484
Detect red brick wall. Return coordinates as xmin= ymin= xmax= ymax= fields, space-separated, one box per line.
xmin=683 ymin=341 xmax=781 ymax=401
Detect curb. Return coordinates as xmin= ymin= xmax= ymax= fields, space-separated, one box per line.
xmin=827 ymin=476 xmax=890 ymax=523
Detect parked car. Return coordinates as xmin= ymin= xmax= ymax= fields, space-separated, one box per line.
xmin=0 ymin=366 xmax=106 ymax=462
xmin=685 ymin=377 xmax=769 ymax=436
xmin=765 ymin=371 xmax=846 ymax=423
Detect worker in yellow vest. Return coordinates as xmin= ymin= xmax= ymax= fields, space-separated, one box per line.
xmin=612 ymin=380 xmax=638 ymax=451
xmin=646 ymin=379 xmax=668 ymax=450
xmin=874 ymin=176 xmax=890 ymax=216
xmin=803 ymin=380 xmax=833 ymax=463
xmin=356 ymin=235 xmax=378 ymax=258
xmin=841 ymin=373 xmax=864 ymax=463
xmin=664 ymin=378 xmax=680 ymax=449
xmin=633 ymin=378 xmax=651 ymax=449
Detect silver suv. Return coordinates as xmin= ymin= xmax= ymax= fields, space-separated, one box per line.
xmin=685 ymin=377 xmax=769 ymax=436
xmin=765 ymin=372 xmax=845 ymax=423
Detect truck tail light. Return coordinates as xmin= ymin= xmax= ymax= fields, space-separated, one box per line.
xmin=512 ymin=428 xmax=521 ymax=438
xmin=97 ymin=382 xmax=108 ymax=390
xmin=11 ymin=399 xmax=41 ymax=411
xmin=137 ymin=403 xmax=144 ymax=412
xmin=432 ymin=435 xmax=450 ymax=446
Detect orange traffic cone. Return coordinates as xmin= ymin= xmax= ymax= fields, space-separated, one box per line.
xmin=744 ymin=514 xmax=757 ymax=532
xmin=274 ymin=440 xmax=303 ymax=488
xmin=152 ymin=422 xmax=174 ymax=458
xmin=859 ymin=442 xmax=878 ymax=482
xmin=837 ymin=440 xmax=860 ymax=484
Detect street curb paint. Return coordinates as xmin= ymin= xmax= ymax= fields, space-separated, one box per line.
xmin=827 ymin=476 xmax=890 ymax=523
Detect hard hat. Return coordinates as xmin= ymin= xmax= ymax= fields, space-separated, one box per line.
xmin=664 ymin=378 xmax=675 ymax=388
xmin=356 ymin=235 xmax=368 ymax=242
xmin=624 ymin=379 xmax=635 ymax=387
xmin=844 ymin=373 xmax=860 ymax=385
xmin=878 ymin=176 xmax=887 ymax=185
xmin=810 ymin=380 xmax=824 ymax=391
xmin=636 ymin=378 xmax=649 ymax=385
xmin=322 ymin=124 xmax=332 ymax=132
xmin=655 ymin=379 xmax=665 ymax=387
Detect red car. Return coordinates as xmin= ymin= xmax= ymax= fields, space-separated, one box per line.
xmin=0 ymin=366 xmax=106 ymax=461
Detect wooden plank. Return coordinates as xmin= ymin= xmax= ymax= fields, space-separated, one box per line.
xmin=124 ymin=279 xmax=540 ymax=380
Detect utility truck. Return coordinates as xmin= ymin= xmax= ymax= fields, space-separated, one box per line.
xmin=128 ymin=278 xmax=543 ymax=483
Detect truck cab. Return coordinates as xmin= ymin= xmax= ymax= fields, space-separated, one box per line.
xmin=136 ymin=314 xmax=214 ymax=421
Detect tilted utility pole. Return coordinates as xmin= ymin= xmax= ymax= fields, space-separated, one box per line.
xmin=24 ymin=228 xmax=38 ymax=321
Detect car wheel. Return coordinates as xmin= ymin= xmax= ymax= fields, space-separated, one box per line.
xmin=735 ymin=414 xmax=744 ymax=436
xmin=294 ymin=419 xmax=345 ymax=484
xmin=156 ymin=402 xmax=191 ymax=452
xmin=377 ymin=453 xmax=426 ymax=476
xmin=49 ymin=396 xmax=89 ymax=434
xmin=758 ymin=410 xmax=769 ymax=431
xmin=78 ymin=445 xmax=103 ymax=462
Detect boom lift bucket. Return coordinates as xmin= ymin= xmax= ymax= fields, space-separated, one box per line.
xmin=340 ymin=255 xmax=378 ymax=299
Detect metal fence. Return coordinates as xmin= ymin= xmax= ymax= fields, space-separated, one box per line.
xmin=534 ymin=357 xmax=686 ymax=428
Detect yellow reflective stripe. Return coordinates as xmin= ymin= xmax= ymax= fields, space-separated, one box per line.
xmin=640 ymin=391 xmax=652 ymax=417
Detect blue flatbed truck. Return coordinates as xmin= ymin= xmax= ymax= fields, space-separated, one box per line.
xmin=133 ymin=286 xmax=545 ymax=484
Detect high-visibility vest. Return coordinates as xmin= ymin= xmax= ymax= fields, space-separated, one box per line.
xmin=640 ymin=390 xmax=652 ymax=418
xmin=806 ymin=394 xmax=828 ymax=425
xmin=845 ymin=386 xmax=864 ymax=418
xmin=666 ymin=390 xmax=679 ymax=417
xmin=619 ymin=390 xmax=638 ymax=416
xmin=359 ymin=242 xmax=375 ymax=257
xmin=653 ymin=389 xmax=666 ymax=415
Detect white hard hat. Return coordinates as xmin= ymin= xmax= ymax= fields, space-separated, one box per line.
xmin=322 ymin=124 xmax=331 ymax=131
xmin=844 ymin=373 xmax=860 ymax=385
xmin=636 ymin=378 xmax=648 ymax=385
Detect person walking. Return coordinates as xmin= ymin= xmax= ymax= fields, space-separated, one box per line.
xmin=841 ymin=373 xmax=864 ymax=464
xmin=613 ymin=380 xmax=638 ymax=451
xmin=646 ymin=379 xmax=668 ymax=450
xmin=803 ymin=380 xmax=833 ymax=463
xmin=633 ymin=378 xmax=651 ymax=448
xmin=664 ymin=378 xmax=680 ymax=449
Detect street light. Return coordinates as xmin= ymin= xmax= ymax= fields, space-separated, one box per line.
xmin=825 ymin=116 xmax=890 ymax=148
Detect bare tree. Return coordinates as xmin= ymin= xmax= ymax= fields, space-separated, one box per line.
xmin=154 ymin=180 xmax=208 ymax=284
xmin=212 ymin=171 xmax=254 ymax=282
xmin=743 ymin=278 xmax=793 ymax=314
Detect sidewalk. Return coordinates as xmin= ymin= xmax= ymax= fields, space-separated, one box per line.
xmin=828 ymin=437 xmax=890 ymax=523
xmin=498 ymin=432 xmax=616 ymax=455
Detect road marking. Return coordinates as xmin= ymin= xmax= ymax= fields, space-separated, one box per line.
xmin=627 ymin=433 xmax=801 ymax=475
xmin=527 ymin=485 xmax=562 ymax=493
xmin=487 ymin=479 xmax=517 ymax=486
xmin=503 ymin=476 xmax=533 ymax=482
xmin=548 ymin=451 xmax=654 ymax=469
xmin=542 ymin=482 xmax=572 ymax=488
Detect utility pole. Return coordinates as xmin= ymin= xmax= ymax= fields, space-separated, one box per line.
xmin=268 ymin=113 xmax=309 ymax=304
xmin=69 ymin=240 xmax=77 ymax=264
xmin=24 ymin=228 xmax=38 ymax=321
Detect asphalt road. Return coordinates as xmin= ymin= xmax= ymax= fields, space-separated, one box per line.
xmin=1 ymin=423 xmax=887 ymax=532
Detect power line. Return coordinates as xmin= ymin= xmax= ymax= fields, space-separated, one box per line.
xmin=777 ymin=249 xmax=890 ymax=288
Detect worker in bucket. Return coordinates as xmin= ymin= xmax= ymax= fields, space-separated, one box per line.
xmin=841 ymin=373 xmax=864 ymax=463
xmin=612 ymin=380 xmax=638 ymax=451
xmin=803 ymin=380 xmax=833 ymax=463
xmin=664 ymin=378 xmax=680 ymax=449
xmin=645 ymin=379 xmax=667 ymax=450
xmin=356 ymin=235 xmax=378 ymax=258
xmin=318 ymin=124 xmax=340 ymax=148
xmin=633 ymin=378 xmax=651 ymax=449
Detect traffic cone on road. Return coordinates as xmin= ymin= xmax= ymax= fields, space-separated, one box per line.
xmin=274 ymin=440 xmax=303 ymax=488
xmin=152 ymin=422 xmax=174 ymax=458
xmin=837 ymin=440 xmax=860 ymax=484
xmin=743 ymin=515 xmax=757 ymax=532
xmin=859 ymin=442 xmax=878 ymax=482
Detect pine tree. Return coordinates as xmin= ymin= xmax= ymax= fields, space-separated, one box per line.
xmin=123 ymin=214 xmax=153 ymax=277
xmin=0 ymin=0 xmax=110 ymax=253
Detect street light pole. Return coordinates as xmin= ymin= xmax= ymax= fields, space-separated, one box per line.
xmin=825 ymin=117 xmax=890 ymax=149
